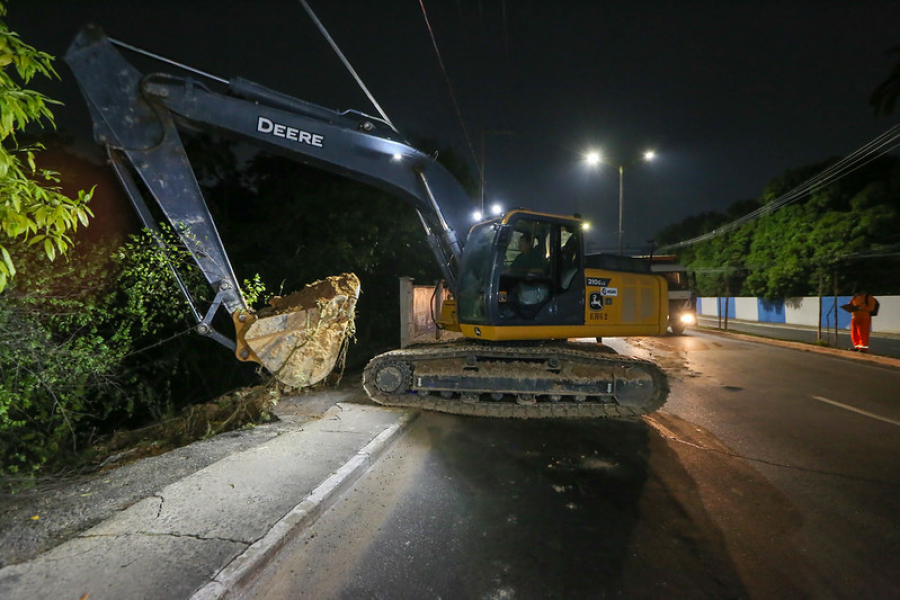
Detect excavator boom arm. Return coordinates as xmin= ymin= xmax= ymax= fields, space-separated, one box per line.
xmin=64 ymin=25 xmax=474 ymax=313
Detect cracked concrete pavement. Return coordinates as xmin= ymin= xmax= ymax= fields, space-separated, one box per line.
xmin=0 ymin=380 xmax=417 ymax=600
xmin=6 ymin=327 xmax=889 ymax=598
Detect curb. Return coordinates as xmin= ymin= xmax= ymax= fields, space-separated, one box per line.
xmin=190 ymin=409 xmax=418 ymax=600
xmin=696 ymin=326 xmax=900 ymax=370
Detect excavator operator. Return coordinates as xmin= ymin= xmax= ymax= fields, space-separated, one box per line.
xmin=509 ymin=232 xmax=548 ymax=274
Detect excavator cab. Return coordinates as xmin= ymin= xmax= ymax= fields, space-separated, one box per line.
xmin=453 ymin=210 xmax=668 ymax=342
xmin=457 ymin=211 xmax=583 ymax=326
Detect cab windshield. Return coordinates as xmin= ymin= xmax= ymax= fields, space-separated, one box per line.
xmin=662 ymin=271 xmax=690 ymax=291
xmin=456 ymin=222 xmax=496 ymax=323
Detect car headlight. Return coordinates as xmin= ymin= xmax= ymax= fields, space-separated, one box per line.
xmin=679 ymin=313 xmax=696 ymax=324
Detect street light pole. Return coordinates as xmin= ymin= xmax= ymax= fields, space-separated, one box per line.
xmin=617 ymin=164 xmax=624 ymax=254
xmin=480 ymin=131 xmax=485 ymax=213
xmin=480 ymin=128 xmax=515 ymax=214
xmin=585 ymin=149 xmax=655 ymax=255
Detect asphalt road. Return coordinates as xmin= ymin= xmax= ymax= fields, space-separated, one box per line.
xmin=633 ymin=332 xmax=900 ymax=597
xmin=239 ymin=332 xmax=900 ymax=599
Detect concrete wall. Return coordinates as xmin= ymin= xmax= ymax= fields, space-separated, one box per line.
xmin=697 ymin=295 xmax=900 ymax=334
xmin=399 ymin=277 xmax=462 ymax=347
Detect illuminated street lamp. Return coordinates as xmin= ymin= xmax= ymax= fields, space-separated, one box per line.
xmin=585 ymin=149 xmax=656 ymax=254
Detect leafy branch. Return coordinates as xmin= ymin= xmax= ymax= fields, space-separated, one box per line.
xmin=0 ymin=1 xmax=93 ymax=292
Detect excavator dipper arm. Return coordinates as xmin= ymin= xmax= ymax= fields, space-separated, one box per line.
xmin=63 ymin=25 xmax=479 ymax=387
xmin=64 ymin=26 xmax=473 ymax=297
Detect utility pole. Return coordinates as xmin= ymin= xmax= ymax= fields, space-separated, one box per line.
xmin=480 ymin=128 xmax=514 ymax=213
xmin=584 ymin=149 xmax=656 ymax=255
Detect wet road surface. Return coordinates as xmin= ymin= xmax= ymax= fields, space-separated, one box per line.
xmin=240 ymin=332 xmax=900 ymax=599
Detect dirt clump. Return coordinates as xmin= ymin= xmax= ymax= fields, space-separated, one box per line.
xmin=243 ymin=273 xmax=361 ymax=389
xmin=91 ymin=384 xmax=279 ymax=469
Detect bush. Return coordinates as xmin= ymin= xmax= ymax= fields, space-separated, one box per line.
xmin=0 ymin=227 xmax=240 ymax=479
xmin=1 ymin=240 xmax=123 ymax=476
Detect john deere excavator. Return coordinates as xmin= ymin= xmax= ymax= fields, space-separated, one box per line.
xmin=65 ymin=25 xmax=670 ymax=419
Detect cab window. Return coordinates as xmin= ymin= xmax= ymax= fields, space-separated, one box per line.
xmin=503 ymin=221 xmax=551 ymax=276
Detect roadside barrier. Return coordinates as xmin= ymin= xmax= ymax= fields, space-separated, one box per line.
xmin=696 ymin=296 xmax=900 ymax=335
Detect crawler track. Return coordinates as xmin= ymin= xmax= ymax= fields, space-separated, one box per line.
xmin=363 ymin=340 xmax=669 ymax=419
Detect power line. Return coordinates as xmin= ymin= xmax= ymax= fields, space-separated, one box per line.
xmin=298 ymin=0 xmax=397 ymax=132
xmin=418 ymin=0 xmax=482 ymax=178
xmin=661 ymin=122 xmax=900 ymax=250
xmin=833 ymin=244 xmax=900 ymax=262
xmin=109 ymin=38 xmax=228 ymax=85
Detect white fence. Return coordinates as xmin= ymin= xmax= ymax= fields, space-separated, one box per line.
xmin=697 ymin=295 xmax=900 ymax=334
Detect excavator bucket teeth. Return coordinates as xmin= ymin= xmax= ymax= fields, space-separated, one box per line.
xmin=235 ymin=273 xmax=360 ymax=388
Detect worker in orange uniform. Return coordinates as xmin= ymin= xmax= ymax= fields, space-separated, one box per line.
xmin=849 ymin=290 xmax=877 ymax=352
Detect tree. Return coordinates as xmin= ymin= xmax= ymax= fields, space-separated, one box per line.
xmin=0 ymin=2 xmax=93 ymax=292
xmin=233 ymin=155 xmax=445 ymax=360
xmin=659 ymin=156 xmax=900 ymax=299
xmin=189 ymin=133 xmax=475 ymax=361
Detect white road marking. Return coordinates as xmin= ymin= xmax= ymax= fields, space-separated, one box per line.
xmin=811 ymin=396 xmax=900 ymax=427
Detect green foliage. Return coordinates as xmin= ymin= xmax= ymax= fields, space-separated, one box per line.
xmin=0 ymin=239 xmax=122 ymax=476
xmin=0 ymin=3 xmax=93 ymax=292
xmin=115 ymin=226 xmax=211 ymax=335
xmin=0 ymin=225 xmax=250 ymax=478
xmin=660 ymin=156 xmax=900 ymax=298
xmin=241 ymin=273 xmax=268 ymax=307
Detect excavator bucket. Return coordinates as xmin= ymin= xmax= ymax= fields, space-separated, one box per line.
xmin=234 ymin=273 xmax=361 ymax=388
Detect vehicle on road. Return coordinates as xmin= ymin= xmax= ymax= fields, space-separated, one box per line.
xmin=647 ymin=255 xmax=696 ymax=334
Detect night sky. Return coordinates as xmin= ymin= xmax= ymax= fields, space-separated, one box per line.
xmin=9 ymin=0 xmax=900 ymax=252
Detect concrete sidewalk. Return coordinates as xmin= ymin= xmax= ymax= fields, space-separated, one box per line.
xmin=0 ymin=402 xmax=416 ymax=600
xmin=695 ymin=316 xmax=900 ymax=366
xmin=6 ymin=325 xmax=895 ymax=600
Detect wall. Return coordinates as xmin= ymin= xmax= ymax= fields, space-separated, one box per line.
xmin=697 ymin=295 xmax=900 ymax=334
xmin=399 ymin=277 xmax=462 ymax=347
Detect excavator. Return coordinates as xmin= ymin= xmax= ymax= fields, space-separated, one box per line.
xmin=65 ymin=25 xmax=670 ymax=419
